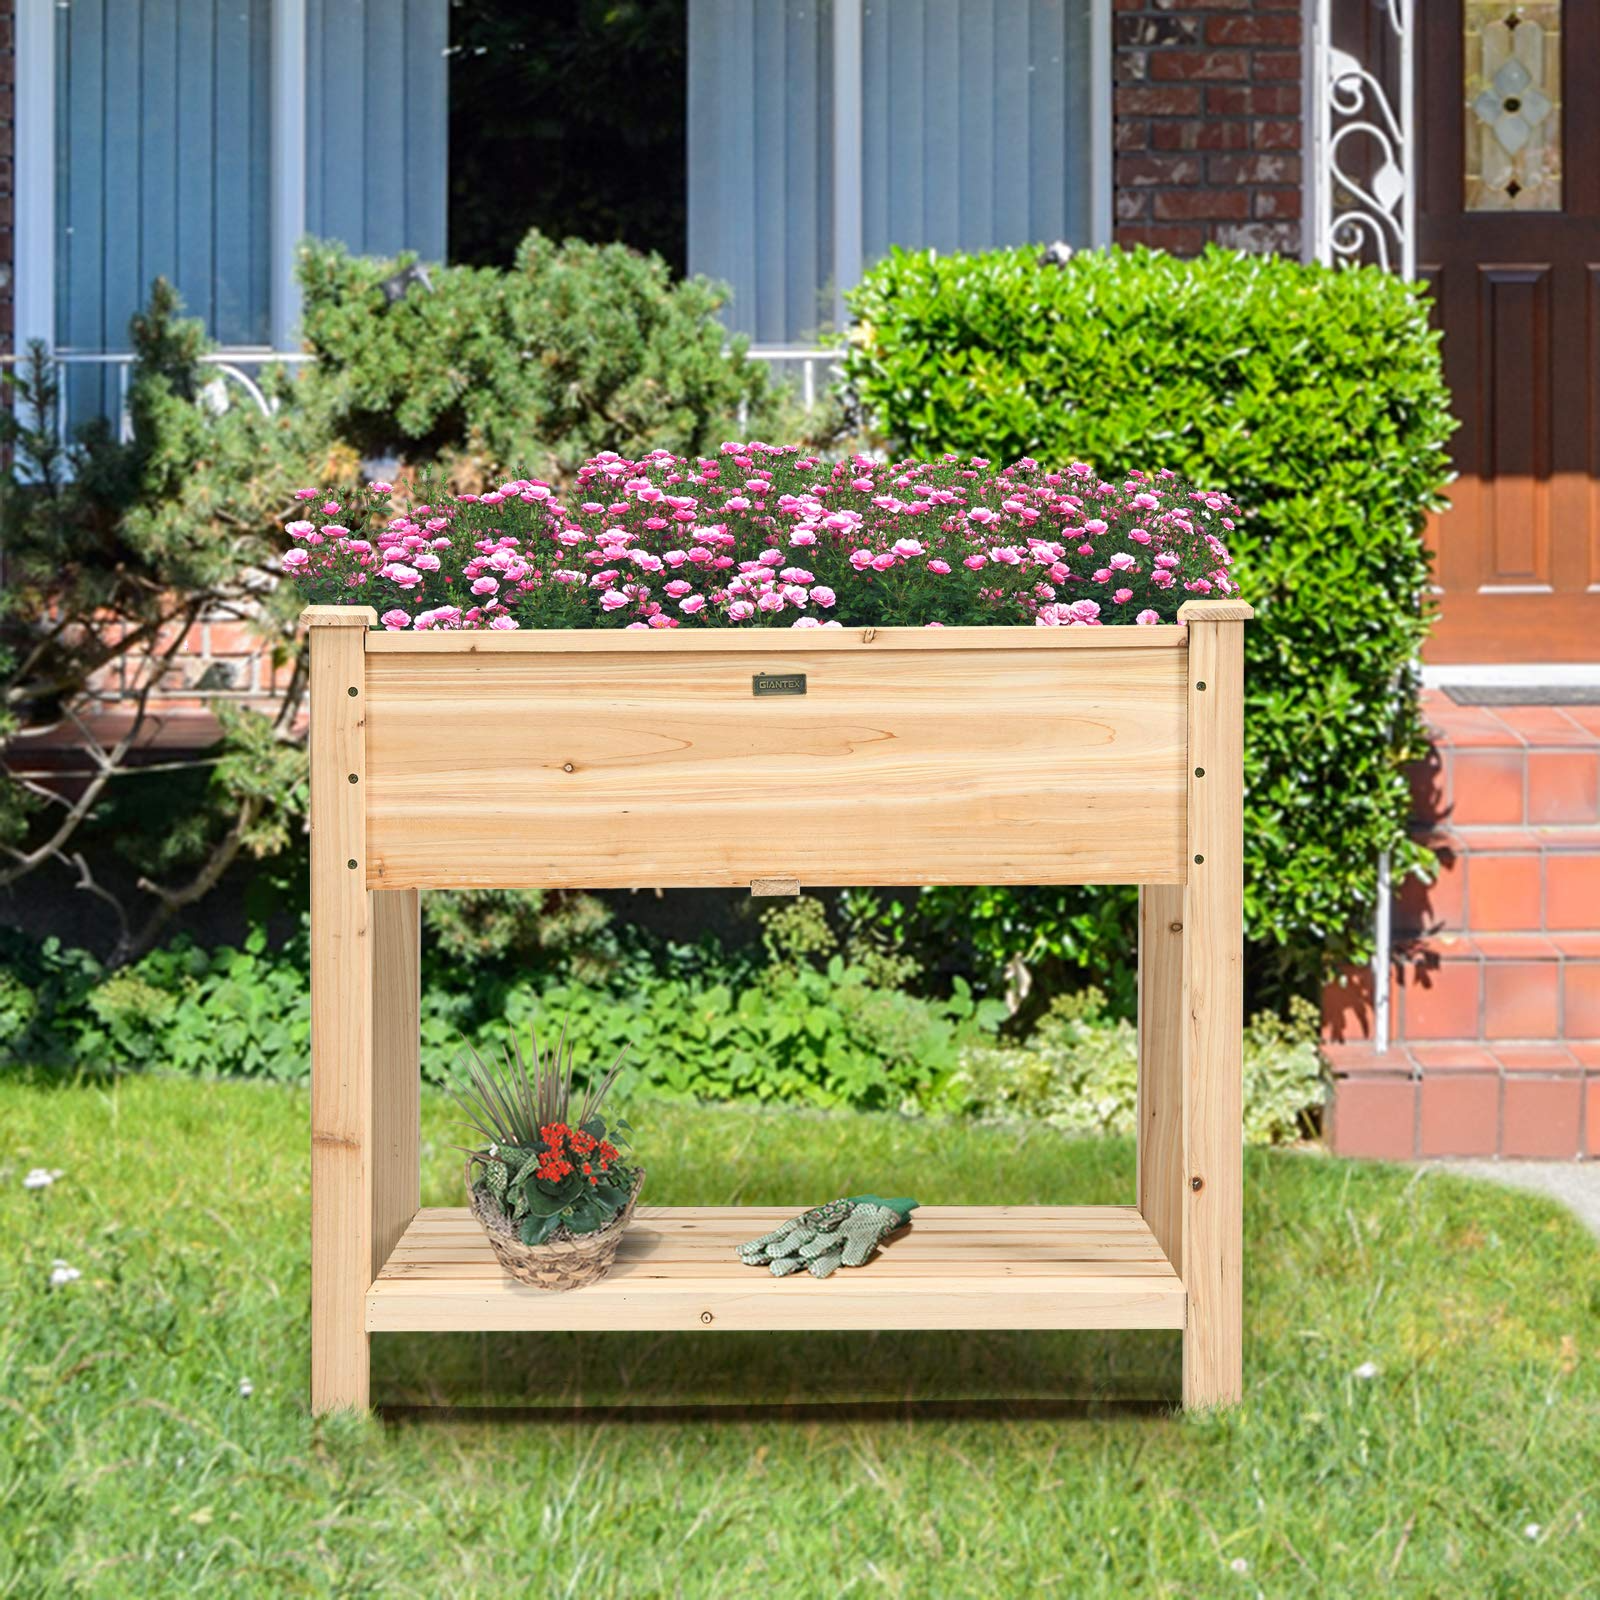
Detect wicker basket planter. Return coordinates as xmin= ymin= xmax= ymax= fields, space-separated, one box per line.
xmin=468 ymin=1166 xmax=645 ymax=1293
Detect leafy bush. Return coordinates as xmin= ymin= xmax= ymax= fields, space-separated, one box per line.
xmin=3 ymin=927 xmax=1004 ymax=1114
xmin=952 ymin=991 xmax=1326 ymax=1145
xmin=296 ymin=231 xmax=809 ymax=480
xmin=3 ymin=923 xmax=1321 ymax=1135
xmin=0 ymin=285 xmax=343 ymax=965
xmin=845 ymin=244 xmax=1455 ymax=993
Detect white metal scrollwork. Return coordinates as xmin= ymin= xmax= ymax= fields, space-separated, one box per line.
xmin=1311 ymin=0 xmax=1416 ymax=279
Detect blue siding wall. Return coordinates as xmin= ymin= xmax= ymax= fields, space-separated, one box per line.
xmin=56 ymin=0 xmax=273 ymax=419
xmin=689 ymin=0 xmax=1095 ymax=345
xmin=53 ymin=0 xmax=446 ymax=425
xmin=305 ymin=0 xmax=448 ymax=260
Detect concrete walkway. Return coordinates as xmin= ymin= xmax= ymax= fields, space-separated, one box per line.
xmin=1432 ymin=1160 xmax=1600 ymax=1239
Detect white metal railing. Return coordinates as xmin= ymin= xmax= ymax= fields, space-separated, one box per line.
xmin=3 ymin=344 xmax=840 ymax=445
xmin=0 ymin=349 xmax=316 ymax=445
xmin=1309 ymin=0 xmax=1416 ymax=278
xmin=740 ymin=345 xmax=845 ymax=424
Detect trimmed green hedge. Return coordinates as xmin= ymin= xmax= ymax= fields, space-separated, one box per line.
xmin=844 ymin=245 xmax=1456 ymax=990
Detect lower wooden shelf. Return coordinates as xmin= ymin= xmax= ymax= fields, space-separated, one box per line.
xmin=367 ymin=1204 xmax=1185 ymax=1333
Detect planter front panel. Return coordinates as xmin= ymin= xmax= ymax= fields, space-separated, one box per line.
xmin=362 ymin=639 xmax=1188 ymax=890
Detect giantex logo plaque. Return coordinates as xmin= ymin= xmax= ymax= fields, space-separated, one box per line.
xmin=752 ymin=673 xmax=807 ymax=697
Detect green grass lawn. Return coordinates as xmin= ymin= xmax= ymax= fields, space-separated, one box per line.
xmin=3 ymin=1076 xmax=1598 ymax=1596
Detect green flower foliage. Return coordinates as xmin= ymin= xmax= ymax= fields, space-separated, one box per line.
xmin=296 ymin=230 xmax=815 ymax=480
xmin=844 ymin=244 xmax=1456 ymax=992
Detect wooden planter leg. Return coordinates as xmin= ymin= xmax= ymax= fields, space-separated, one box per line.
xmin=308 ymin=607 xmax=418 ymax=1415
xmin=1176 ymin=606 xmax=1246 ymax=1409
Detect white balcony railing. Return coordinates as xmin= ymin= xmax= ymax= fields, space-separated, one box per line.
xmin=2 ymin=343 xmax=842 ymax=447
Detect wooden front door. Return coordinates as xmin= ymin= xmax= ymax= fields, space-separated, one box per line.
xmin=1419 ymin=2 xmax=1600 ymax=663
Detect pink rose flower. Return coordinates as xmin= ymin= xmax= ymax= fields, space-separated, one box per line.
xmin=380 ymin=609 xmax=411 ymax=629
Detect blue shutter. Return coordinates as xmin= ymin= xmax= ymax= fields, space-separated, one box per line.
xmin=53 ymin=0 xmax=446 ymax=428
xmin=305 ymin=0 xmax=447 ymax=261
xmin=55 ymin=0 xmax=275 ymax=422
xmin=690 ymin=0 xmax=1095 ymax=345
xmin=688 ymin=0 xmax=835 ymax=345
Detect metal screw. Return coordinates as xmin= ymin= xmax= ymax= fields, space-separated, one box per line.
xmin=347 ymin=686 xmax=358 ymax=697
xmin=1191 ymin=1176 xmax=1204 ymax=1193
xmin=1194 ymin=854 xmax=1205 ymax=865
xmin=1194 ymin=766 xmax=1206 ymax=777
xmin=700 ymin=1311 xmax=714 ymax=1325
xmin=1196 ymin=681 xmax=1207 ymax=691
xmin=347 ymin=859 xmax=358 ymax=870
xmin=348 ymin=773 xmax=359 ymax=784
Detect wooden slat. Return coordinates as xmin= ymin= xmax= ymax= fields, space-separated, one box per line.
xmin=1137 ymin=883 xmax=1185 ymax=1271
xmin=309 ymin=614 xmax=374 ymax=1415
xmin=371 ymin=889 xmax=420 ymax=1272
xmin=363 ymin=644 xmax=1188 ymax=890
xmin=367 ymin=1205 xmax=1186 ymax=1332
xmin=1178 ymin=604 xmax=1247 ymax=1409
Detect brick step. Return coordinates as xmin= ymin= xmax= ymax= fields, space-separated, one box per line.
xmin=1325 ymin=1042 xmax=1598 ymax=1161
xmin=1396 ymin=825 xmax=1600 ymax=936
xmin=1323 ymin=933 xmax=1600 ymax=1046
xmin=1411 ymin=698 xmax=1600 ymax=828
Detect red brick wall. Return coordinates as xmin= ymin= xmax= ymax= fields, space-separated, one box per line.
xmin=1112 ymin=0 xmax=1304 ymax=258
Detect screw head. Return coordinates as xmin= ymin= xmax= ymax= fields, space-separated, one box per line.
xmin=1190 ymin=1176 xmax=1204 ymax=1192
xmin=347 ymin=859 xmax=358 ymax=870
xmin=1194 ymin=854 xmax=1205 ymax=865
xmin=1196 ymin=681 xmax=1207 ymax=691
xmin=347 ymin=686 xmax=358 ymax=697
xmin=1194 ymin=766 xmax=1205 ymax=777
xmin=347 ymin=773 xmax=359 ymax=784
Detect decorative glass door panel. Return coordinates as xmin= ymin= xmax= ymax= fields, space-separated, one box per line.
xmin=1464 ymin=2 xmax=1562 ymax=211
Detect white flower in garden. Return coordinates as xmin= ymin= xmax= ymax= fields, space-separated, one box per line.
xmin=23 ymin=1168 xmax=62 ymax=1189
xmin=49 ymin=1260 xmax=81 ymax=1287
xmin=238 ymin=1379 xmax=254 ymax=1398
xmin=1524 ymin=1524 xmax=1541 ymax=1540
xmin=1229 ymin=1557 xmax=1250 ymax=1575
xmin=1352 ymin=1361 xmax=1379 ymax=1381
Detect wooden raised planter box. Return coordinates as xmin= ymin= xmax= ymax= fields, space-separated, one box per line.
xmin=304 ymin=599 xmax=1251 ymax=1414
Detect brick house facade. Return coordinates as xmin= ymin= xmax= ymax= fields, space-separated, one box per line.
xmin=7 ymin=3 xmax=1597 ymax=1161
xmin=1112 ymin=0 xmax=1303 ymax=258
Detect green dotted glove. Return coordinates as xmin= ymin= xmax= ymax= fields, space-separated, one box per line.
xmin=737 ymin=1195 xmax=917 ymax=1279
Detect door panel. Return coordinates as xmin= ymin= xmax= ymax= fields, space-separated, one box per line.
xmin=1419 ymin=2 xmax=1600 ymax=663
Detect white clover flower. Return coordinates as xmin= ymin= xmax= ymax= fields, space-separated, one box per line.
xmin=23 ymin=1168 xmax=62 ymax=1190
xmin=238 ymin=1379 xmax=254 ymax=1398
xmin=1229 ymin=1557 xmax=1250 ymax=1575
xmin=49 ymin=1261 xmax=81 ymax=1287
xmin=1524 ymin=1524 xmax=1541 ymax=1540
xmin=1352 ymin=1361 xmax=1379 ymax=1381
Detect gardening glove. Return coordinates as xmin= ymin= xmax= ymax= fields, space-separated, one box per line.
xmin=738 ymin=1198 xmax=853 ymax=1273
xmin=737 ymin=1195 xmax=917 ymax=1278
